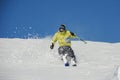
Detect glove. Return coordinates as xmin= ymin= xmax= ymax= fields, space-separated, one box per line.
xmin=50 ymin=43 xmax=54 ymax=49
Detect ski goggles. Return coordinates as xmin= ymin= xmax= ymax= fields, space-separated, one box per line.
xmin=59 ymin=28 xmax=65 ymax=32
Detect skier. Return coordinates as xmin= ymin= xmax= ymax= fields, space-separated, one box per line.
xmin=50 ymin=24 xmax=87 ymax=67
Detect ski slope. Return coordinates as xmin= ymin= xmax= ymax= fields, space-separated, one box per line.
xmin=0 ymin=38 xmax=120 ymax=80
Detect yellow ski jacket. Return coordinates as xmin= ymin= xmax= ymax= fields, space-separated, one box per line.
xmin=51 ymin=30 xmax=77 ymax=47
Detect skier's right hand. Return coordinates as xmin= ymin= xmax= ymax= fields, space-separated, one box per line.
xmin=50 ymin=43 xmax=54 ymax=49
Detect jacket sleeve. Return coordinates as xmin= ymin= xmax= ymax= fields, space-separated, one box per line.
xmin=51 ymin=33 xmax=58 ymax=44
xmin=69 ymin=31 xmax=77 ymax=38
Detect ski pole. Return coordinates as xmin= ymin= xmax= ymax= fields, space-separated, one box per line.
xmin=76 ymin=36 xmax=87 ymax=44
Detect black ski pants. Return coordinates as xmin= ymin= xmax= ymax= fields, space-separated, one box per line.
xmin=58 ymin=46 xmax=76 ymax=59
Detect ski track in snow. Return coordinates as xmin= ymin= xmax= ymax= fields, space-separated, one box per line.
xmin=0 ymin=38 xmax=120 ymax=80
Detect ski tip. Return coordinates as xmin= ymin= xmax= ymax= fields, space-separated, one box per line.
xmin=72 ymin=64 xmax=77 ymax=66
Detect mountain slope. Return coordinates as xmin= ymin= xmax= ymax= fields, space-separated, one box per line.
xmin=0 ymin=38 xmax=120 ymax=80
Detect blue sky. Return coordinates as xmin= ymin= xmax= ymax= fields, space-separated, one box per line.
xmin=0 ymin=0 xmax=120 ymax=42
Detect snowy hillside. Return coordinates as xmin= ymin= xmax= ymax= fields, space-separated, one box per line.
xmin=0 ymin=38 xmax=120 ymax=80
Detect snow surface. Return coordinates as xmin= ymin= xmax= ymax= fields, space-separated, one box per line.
xmin=0 ymin=38 xmax=120 ymax=80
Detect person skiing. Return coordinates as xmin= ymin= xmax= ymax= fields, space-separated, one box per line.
xmin=50 ymin=24 xmax=87 ymax=66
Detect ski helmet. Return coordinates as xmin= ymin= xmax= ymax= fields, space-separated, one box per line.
xmin=59 ymin=24 xmax=66 ymax=32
